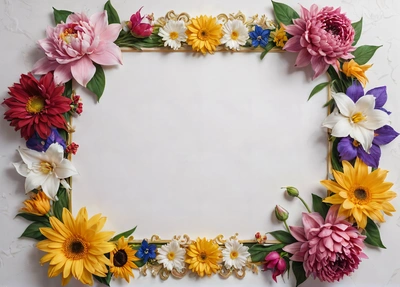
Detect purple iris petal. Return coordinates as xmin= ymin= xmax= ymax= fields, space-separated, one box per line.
xmin=337 ymin=137 xmax=357 ymax=161
xmin=373 ymin=125 xmax=399 ymax=145
xmin=346 ymin=81 xmax=364 ymax=102
xmin=357 ymin=143 xmax=381 ymax=168
xmin=366 ymin=86 xmax=387 ymax=108
xmin=26 ymin=127 xmax=66 ymax=152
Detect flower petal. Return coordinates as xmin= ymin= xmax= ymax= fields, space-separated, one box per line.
xmin=332 ymin=92 xmax=355 ymax=117
xmin=13 ymin=161 xmax=29 ymax=177
xmin=41 ymin=175 xmax=61 ymax=200
xmin=70 ymin=56 xmax=96 ymax=87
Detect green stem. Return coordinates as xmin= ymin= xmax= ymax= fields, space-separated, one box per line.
xmin=298 ymin=196 xmax=312 ymax=213
xmin=283 ymin=220 xmax=291 ymax=234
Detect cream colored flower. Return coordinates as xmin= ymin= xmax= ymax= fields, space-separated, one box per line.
xmin=156 ymin=239 xmax=186 ymax=271
xmin=222 ymin=239 xmax=250 ymax=269
xmin=221 ymin=20 xmax=249 ymax=50
xmin=158 ymin=20 xmax=187 ymax=50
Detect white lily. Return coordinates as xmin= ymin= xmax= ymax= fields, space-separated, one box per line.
xmin=13 ymin=143 xmax=78 ymax=200
xmin=322 ymin=92 xmax=390 ymax=152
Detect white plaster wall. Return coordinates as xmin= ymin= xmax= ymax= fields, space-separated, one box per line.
xmin=0 ymin=0 xmax=399 ymax=286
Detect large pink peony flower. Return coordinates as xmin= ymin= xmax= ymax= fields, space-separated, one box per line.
xmin=32 ymin=11 xmax=122 ymax=87
xmin=283 ymin=206 xmax=367 ymax=283
xmin=284 ymin=5 xmax=355 ymax=79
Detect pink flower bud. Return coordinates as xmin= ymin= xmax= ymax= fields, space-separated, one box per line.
xmin=274 ymin=205 xmax=289 ymax=221
xmin=262 ymin=251 xmax=287 ymax=282
xmin=128 ymin=7 xmax=153 ymax=38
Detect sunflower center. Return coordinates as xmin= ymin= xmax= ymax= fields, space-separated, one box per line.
xmin=200 ymin=252 xmax=207 ymax=261
xmin=352 ymin=140 xmax=360 ymax=147
xmin=39 ymin=161 xmax=54 ymax=174
xmin=26 ymin=96 xmax=45 ymax=114
xmin=60 ymin=26 xmax=78 ymax=44
xmin=63 ymin=237 xmax=88 ymax=260
xmin=354 ymin=188 xmax=368 ymax=200
xmin=113 ymin=249 xmax=128 ymax=267
xmin=231 ymin=31 xmax=239 ymax=40
xmin=167 ymin=251 xmax=176 ymax=260
xmin=351 ymin=112 xmax=366 ymax=123
xmin=199 ymin=30 xmax=208 ymax=40
xmin=169 ymin=31 xmax=179 ymax=40
xmin=230 ymin=251 xmax=239 ymax=259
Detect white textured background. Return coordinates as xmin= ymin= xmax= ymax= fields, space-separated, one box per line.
xmin=0 ymin=0 xmax=399 ymax=286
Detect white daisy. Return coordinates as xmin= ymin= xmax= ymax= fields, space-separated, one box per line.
xmin=322 ymin=92 xmax=390 ymax=152
xmin=13 ymin=143 xmax=78 ymax=200
xmin=158 ymin=20 xmax=187 ymax=50
xmin=156 ymin=239 xmax=186 ymax=271
xmin=222 ymin=239 xmax=250 ymax=269
xmin=221 ymin=20 xmax=249 ymax=51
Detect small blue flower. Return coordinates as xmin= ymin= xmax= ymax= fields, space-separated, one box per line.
xmin=26 ymin=127 xmax=66 ymax=152
xmin=136 ymin=240 xmax=157 ymax=263
xmin=249 ymin=25 xmax=271 ymax=48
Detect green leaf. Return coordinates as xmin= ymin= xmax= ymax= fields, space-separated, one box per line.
xmin=271 ymin=1 xmax=300 ymax=26
xmin=248 ymin=243 xmax=286 ymax=262
xmin=312 ymin=194 xmax=330 ymax=218
xmin=86 ymin=64 xmax=106 ymax=101
xmin=352 ymin=45 xmax=382 ymax=65
xmin=269 ymin=230 xmax=296 ymax=244
xmin=16 ymin=213 xmax=49 ymax=223
xmin=260 ymin=42 xmax=275 ymax=60
xmin=104 ymin=1 xmax=120 ymax=24
xmin=110 ymin=226 xmax=137 ymax=241
xmin=308 ymin=82 xmax=330 ymax=101
xmin=63 ymin=80 xmax=73 ymax=98
xmin=331 ymin=137 xmax=343 ymax=172
xmin=52 ymin=8 xmax=73 ymax=24
xmin=292 ymin=261 xmax=307 ymax=287
xmin=94 ymin=271 xmax=112 ymax=286
xmin=53 ymin=188 xmax=70 ymax=221
xmin=363 ymin=218 xmax=386 ymax=248
xmin=20 ymin=221 xmax=50 ymax=240
xmin=352 ymin=18 xmax=363 ymax=46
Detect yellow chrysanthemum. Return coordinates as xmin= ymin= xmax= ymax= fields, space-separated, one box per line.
xmin=341 ymin=59 xmax=372 ymax=87
xmin=186 ymin=15 xmax=223 ymax=54
xmin=110 ymin=237 xmax=139 ymax=282
xmin=271 ymin=26 xmax=288 ymax=48
xmin=21 ymin=191 xmax=50 ymax=216
xmin=322 ymin=158 xmax=396 ymax=229
xmin=185 ymin=237 xmax=222 ymax=277
xmin=37 ymin=207 xmax=115 ymax=286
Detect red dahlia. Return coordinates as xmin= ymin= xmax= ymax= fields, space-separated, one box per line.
xmin=3 ymin=72 xmax=71 ymax=140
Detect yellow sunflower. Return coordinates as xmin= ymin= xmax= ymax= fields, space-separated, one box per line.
xmin=185 ymin=237 xmax=222 ymax=277
xmin=322 ymin=158 xmax=396 ymax=229
xmin=37 ymin=207 xmax=115 ymax=286
xmin=21 ymin=190 xmax=50 ymax=216
xmin=186 ymin=15 xmax=223 ymax=54
xmin=110 ymin=237 xmax=139 ymax=282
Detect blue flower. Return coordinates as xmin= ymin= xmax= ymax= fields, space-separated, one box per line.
xmin=26 ymin=127 xmax=66 ymax=152
xmin=249 ymin=25 xmax=270 ymax=48
xmin=136 ymin=240 xmax=156 ymax=263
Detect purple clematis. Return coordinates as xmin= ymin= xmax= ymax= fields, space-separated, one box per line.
xmin=337 ymin=82 xmax=399 ymax=168
xmin=26 ymin=127 xmax=66 ymax=152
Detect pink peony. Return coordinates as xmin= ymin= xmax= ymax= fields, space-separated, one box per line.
xmin=283 ymin=206 xmax=367 ymax=283
xmin=32 ymin=11 xmax=122 ymax=87
xmin=284 ymin=5 xmax=355 ymax=79
xmin=262 ymin=251 xmax=287 ymax=282
xmin=127 ymin=7 xmax=154 ymax=38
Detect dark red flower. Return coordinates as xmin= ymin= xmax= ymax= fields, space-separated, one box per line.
xmin=3 ymin=72 xmax=71 ymax=140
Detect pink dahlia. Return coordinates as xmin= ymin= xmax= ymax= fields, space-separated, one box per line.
xmin=284 ymin=5 xmax=355 ymax=79
xmin=3 ymin=72 xmax=71 ymax=140
xmin=283 ymin=206 xmax=367 ymax=283
xmin=32 ymin=11 xmax=122 ymax=87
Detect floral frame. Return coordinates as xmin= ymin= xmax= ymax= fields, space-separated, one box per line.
xmin=2 ymin=1 xmax=398 ymax=286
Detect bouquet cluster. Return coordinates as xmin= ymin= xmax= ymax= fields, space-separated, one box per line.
xmin=2 ymin=1 xmax=397 ymax=286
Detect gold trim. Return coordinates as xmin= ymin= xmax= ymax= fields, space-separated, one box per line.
xmin=120 ymin=46 xmax=284 ymax=53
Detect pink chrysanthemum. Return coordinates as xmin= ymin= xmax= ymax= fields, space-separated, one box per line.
xmin=3 ymin=72 xmax=71 ymax=140
xmin=284 ymin=5 xmax=355 ymax=79
xmin=32 ymin=11 xmax=122 ymax=87
xmin=283 ymin=206 xmax=367 ymax=283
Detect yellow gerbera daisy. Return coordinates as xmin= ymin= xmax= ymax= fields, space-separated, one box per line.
xmin=110 ymin=237 xmax=139 ymax=282
xmin=185 ymin=237 xmax=222 ymax=277
xmin=21 ymin=190 xmax=50 ymax=216
xmin=186 ymin=15 xmax=223 ymax=54
xmin=322 ymin=158 xmax=396 ymax=229
xmin=37 ymin=207 xmax=115 ymax=286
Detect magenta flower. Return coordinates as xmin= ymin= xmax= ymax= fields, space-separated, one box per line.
xmin=284 ymin=5 xmax=355 ymax=79
xmin=262 ymin=251 xmax=287 ymax=282
xmin=32 ymin=11 xmax=122 ymax=87
xmin=128 ymin=7 xmax=153 ymax=38
xmin=283 ymin=206 xmax=367 ymax=282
